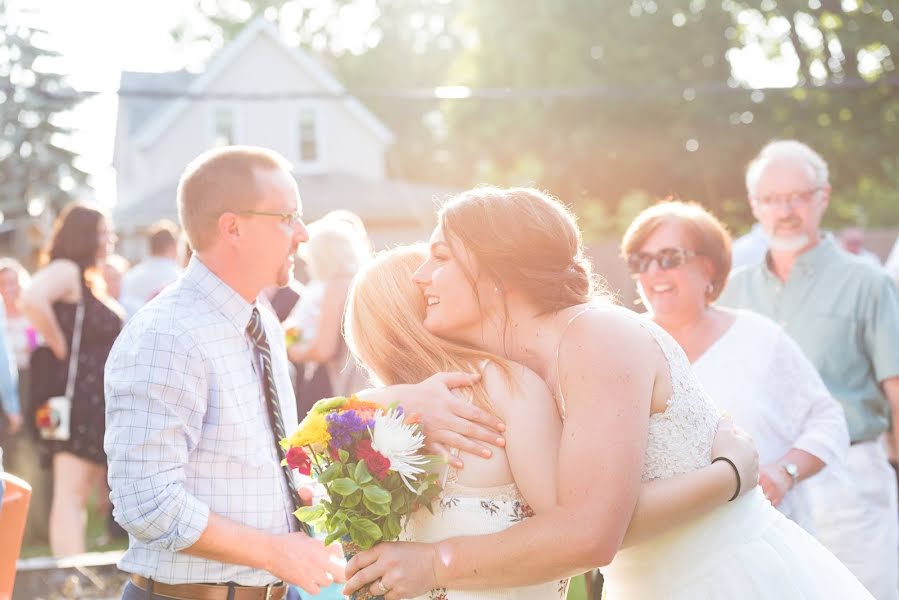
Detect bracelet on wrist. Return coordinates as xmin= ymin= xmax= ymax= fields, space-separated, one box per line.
xmin=712 ymin=456 xmax=741 ymax=502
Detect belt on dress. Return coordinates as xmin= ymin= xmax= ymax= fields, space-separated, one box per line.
xmin=130 ymin=575 xmax=287 ymax=600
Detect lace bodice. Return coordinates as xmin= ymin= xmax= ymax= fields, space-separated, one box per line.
xmin=562 ymin=306 xmax=721 ymax=481
xmin=637 ymin=314 xmax=721 ymax=480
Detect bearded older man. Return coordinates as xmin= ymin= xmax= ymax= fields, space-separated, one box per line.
xmin=720 ymin=140 xmax=899 ymax=599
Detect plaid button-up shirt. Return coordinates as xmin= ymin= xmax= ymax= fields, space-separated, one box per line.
xmin=105 ymin=257 xmax=299 ymax=585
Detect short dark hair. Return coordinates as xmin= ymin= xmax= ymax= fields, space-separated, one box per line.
xmin=148 ymin=220 xmax=178 ymax=255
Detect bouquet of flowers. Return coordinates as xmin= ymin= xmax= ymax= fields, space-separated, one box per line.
xmin=281 ymin=396 xmax=442 ymax=599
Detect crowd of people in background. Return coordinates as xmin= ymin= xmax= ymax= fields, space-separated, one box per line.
xmin=1 ymin=138 xmax=899 ymax=600
xmin=0 ymin=203 xmax=371 ymax=561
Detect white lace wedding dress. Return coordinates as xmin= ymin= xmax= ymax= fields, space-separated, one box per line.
xmin=401 ymin=475 xmax=569 ymax=599
xmin=596 ymin=306 xmax=873 ymax=599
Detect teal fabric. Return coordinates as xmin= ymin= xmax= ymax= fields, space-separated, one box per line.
xmin=719 ymin=235 xmax=899 ymax=443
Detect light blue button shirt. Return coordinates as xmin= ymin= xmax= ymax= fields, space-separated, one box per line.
xmin=719 ymin=234 xmax=899 ymax=443
xmin=105 ymin=257 xmax=299 ymax=585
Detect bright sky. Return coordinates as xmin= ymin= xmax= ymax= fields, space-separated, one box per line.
xmin=10 ymin=0 xmax=797 ymax=208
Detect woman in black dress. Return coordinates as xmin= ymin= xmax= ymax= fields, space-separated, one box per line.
xmin=23 ymin=204 xmax=123 ymax=556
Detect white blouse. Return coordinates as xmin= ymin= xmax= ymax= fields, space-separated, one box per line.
xmin=692 ymin=309 xmax=849 ymax=532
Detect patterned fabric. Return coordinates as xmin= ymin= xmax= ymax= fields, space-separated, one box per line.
xmin=402 ymin=480 xmax=569 ymax=600
xmin=105 ymin=257 xmax=298 ymax=585
xmin=247 ymin=307 xmax=310 ymax=536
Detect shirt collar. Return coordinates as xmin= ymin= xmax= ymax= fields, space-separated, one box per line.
xmin=183 ymin=256 xmax=257 ymax=332
xmin=762 ymin=232 xmax=837 ymax=281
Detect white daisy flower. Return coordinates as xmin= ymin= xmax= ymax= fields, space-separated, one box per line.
xmin=370 ymin=408 xmax=429 ymax=492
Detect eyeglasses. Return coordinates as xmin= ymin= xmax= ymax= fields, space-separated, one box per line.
xmin=627 ymin=247 xmax=698 ymax=275
xmin=752 ymin=188 xmax=821 ymax=210
xmin=237 ymin=210 xmax=304 ymax=228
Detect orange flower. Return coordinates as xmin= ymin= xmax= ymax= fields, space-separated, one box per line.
xmin=341 ymin=397 xmax=382 ymax=413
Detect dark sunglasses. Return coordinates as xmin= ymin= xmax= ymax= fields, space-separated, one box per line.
xmin=627 ymin=247 xmax=698 ymax=275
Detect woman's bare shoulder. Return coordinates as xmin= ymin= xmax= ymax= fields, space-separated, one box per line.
xmin=481 ymin=361 xmax=554 ymax=418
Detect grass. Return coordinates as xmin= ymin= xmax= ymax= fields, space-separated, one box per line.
xmin=19 ymin=494 xmax=128 ymax=559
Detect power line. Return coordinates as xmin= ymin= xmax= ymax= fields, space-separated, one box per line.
xmin=22 ymin=74 xmax=899 ymax=103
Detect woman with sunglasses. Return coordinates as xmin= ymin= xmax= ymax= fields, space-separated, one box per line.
xmin=622 ymin=200 xmax=849 ymax=533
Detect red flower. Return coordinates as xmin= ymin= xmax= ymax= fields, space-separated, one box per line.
xmin=285 ymin=446 xmax=311 ymax=475
xmin=355 ymin=439 xmax=391 ymax=480
xmin=35 ymin=405 xmax=51 ymax=428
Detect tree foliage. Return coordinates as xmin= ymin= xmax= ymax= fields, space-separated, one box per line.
xmin=184 ymin=0 xmax=899 ymax=234
xmin=0 ymin=1 xmax=88 ymax=218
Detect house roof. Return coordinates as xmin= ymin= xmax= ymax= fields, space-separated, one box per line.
xmin=123 ymin=17 xmax=394 ymax=150
xmin=113 ymin=172 xmax=458 ymax=232
xmin=119 ymin=70 xmax=196 ymax=135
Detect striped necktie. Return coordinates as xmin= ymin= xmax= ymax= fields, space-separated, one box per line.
xmin=247 ymin=308 xmax=312 ymax=536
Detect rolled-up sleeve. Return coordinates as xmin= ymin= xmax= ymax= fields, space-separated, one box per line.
xmin=776 ymin=330 xmax=849 ymax=468
xmin=104 ymin=323 xmax=210 ymax=551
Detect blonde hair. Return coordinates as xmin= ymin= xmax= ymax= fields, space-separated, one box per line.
xmin=439 ymin=186 xmax=600 ymax=314
xmin=345 ymin=244 xmax=511 ymax=410
xmin=301 ymin=219 xmax=370 ymax=280
xmin=621 ymin=201 xmax=733 ymax=302
xmin=177 ymin=145 xmax=295 ymax=251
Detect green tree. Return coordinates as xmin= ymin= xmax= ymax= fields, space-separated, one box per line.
xmin=0 ymin=1 xmax=88 ymax=219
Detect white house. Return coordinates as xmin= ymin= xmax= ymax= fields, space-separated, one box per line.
xmin=113 ymin=17 xmax=455 ymax=257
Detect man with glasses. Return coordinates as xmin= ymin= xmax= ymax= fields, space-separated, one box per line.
xmin=105 ymin=146 xmax=345 ymax=599
xmin=719 ymin=140 xmax=899 ymax=599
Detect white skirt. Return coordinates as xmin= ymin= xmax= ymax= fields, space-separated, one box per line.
xmin=602 ymin=488 xmax=873 ymax=599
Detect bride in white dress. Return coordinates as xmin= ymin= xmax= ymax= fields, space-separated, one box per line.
xmin=344 ymin=187 xmax=872 ymax=600
xmin=345 ymin=245 xmax=759 ymax=600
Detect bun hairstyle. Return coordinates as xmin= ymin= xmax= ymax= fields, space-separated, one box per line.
xmin=438 ymin=186 xmax=599 ymax=314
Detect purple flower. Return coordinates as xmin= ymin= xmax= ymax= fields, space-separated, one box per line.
xmin=326 ymin=410 xmax=373 ymax=449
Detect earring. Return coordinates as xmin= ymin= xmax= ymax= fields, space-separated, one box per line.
xmin=706 ymin=283 xmax=714 ymax=295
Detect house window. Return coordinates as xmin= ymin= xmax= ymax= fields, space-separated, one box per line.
xmin=297 ymin=108 xmax=318 ymax=162
xmin=212 ymin=107 xmax=234 ymax=147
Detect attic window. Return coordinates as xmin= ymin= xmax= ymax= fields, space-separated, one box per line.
xmin=212 ymin=107 xmax=234 ymax=147
xmin=297 ymin=108 xmax=318 ymax=162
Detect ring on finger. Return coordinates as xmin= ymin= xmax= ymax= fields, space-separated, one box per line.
xmin=377 ymin=579 xmax=390 ymax=594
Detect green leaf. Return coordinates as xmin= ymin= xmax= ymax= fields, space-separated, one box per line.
xmin=293 ymin=504 xmax=325 ymax=524
xmin=362 ymin=485 xmax=392 ymax=505
xmin=324 ymin=523 xmax=348 ymax=546
xmin=317 ymin=462 xmax=342 ymax=484
xmin=348 ymin=518 xmax=382 ymax=549
xmin=391 ymin=493 xmax=406 ymax=512
xmin=338 ymin=448 xmax=350 ymax=462
xmin=353 ymin=460 xmax=373 ymax=484
xmin=383 ymin=513 xmax=402 ymax=540
xmin=343 ymin=489 xmax=362 ymax=508
xmin=363 ymin=496 xmax=390 ymax=516
xmin=331 ymin=478 xmax=360 ymax=496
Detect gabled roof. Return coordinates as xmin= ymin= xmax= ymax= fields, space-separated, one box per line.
xmin=126 ymin=17 xmax=393 ymax=149
xmin=119 ymin=70 xmax=195 ymax=135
